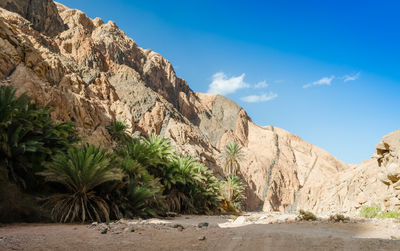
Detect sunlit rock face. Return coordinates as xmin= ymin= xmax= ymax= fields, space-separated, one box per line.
xmin=0 ymin=0 xmax=65 ymax=36
xmin=374 ymin=130 xmax=400 ymax=211
xmin=0 ymin=0 xmax=398 ymax=214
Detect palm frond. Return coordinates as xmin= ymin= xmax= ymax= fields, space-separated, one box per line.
xmin=38 ymin=144 xmax=123 ymax=223
xmin=219 ymin=141 xmax=245 ymax=176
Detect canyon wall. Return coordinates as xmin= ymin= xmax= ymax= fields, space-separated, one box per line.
xmin=0 ymin=0 xmax=397 ymax=214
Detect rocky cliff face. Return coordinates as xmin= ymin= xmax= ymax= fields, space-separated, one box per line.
xmin=0 ymin=0 xmax=65 ymax=36
xmin=375 ymin=130 xmax=400 ymax=211
xmin=0 ymin=1 xmax=397 ymax=214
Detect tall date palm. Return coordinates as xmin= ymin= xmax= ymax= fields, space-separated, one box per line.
xmin=219 ymin=141 xmax=245 ymax=176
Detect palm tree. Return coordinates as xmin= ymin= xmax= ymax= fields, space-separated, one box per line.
xmin=111 ymin=147 xmax=162 ymax=218
xmin=163 ymin=155 xmax=222 ymax=214
xmin=106 ymin=120 xmax=129 ymax=143
xmin=162 ymin=155 xmax=199 ymax=213
xmin=142 ymin=134 xmax=174 ymax=162
xmin=219 ymin=141 xmax=245 ymax=176
xmin=38 ymin=144 xmax=123 ymax=223
xmin=0 ymin=85 xmax=78 ymax=189
xmin=220 ymin=176 xmax=246 ymax=212
xmin=181 ymin=159 xmax=222 ymax=214
xmin=113 ymin=134 xmax=222 ymax=214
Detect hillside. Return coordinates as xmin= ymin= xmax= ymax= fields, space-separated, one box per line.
xmin=0 ymin=0 xmax=398 ymax=214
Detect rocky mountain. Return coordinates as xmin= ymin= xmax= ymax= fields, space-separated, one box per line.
xmin=0 ymin=0 xmax=398 ymax=214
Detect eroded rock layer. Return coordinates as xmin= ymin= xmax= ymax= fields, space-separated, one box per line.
xmin=0 ymin=0 xmax=398 ymax=214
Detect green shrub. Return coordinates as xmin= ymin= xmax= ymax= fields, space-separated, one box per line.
xmin=377 ymin=211 xmax=400 ymax=220
xmin=297 ymin=209 xmax=317 ymax=221
xmin=359 ymin=204 xmax=381 ymax=218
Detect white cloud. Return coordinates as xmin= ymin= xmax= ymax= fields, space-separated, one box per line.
xmin=254 ymin=81 xmax=269 ymax=88
xmin=343 ymin=72 xmax=360 ymax=82
xmin=303 ymin=76 xmax=335 ymax=88
xmin=207 ymin=72 xmax=250 ymax=95
xmin=241 ymin=92 xmax=278 ymax=103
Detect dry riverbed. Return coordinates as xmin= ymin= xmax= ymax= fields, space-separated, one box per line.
xmin=1 ymin=212 xmax=400 ymax=251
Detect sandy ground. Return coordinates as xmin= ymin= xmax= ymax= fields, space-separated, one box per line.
xmin=1 ymin=213 xmax=400 ymax=251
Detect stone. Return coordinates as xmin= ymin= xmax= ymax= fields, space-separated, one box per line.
xmin=233 ymin=216 xmax=247 ymax=225
xmin=171 ymin=224 xmax=184 ymax=229
xmin=100 ymin=229 xmax=107 ymax=234
xmin=197 ymin=222 xmax=209 ymax=228
xmin=124 ymin=227 xmax=135 ymax=233
xmin=198 ymin=236 xmax=206 ymax=241
xmin=165 ymin=212 xmax=178 ymax=217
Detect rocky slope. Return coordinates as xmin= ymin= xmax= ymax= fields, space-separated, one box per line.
xmin=0 ymin=0 xmax=398 ymax=214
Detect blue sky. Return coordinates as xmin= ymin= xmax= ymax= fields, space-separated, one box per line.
xmin=57 ymin=0 xmax=400 ymax=163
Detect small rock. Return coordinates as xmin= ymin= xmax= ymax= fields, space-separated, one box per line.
xmin=198 ymin=236 xmax=206 ymax=241
xmin=233 ymin=216 xmax=246 ymax=225
xmin=166 ymin=212 xmax=178 ymax=217
xmin=92 ymin=222 xmax=98 ymax=226
xmin=177 ymin=226 xmax=184 ymax=232
xmin=101 ymin=229 xmax=108 ymax=234
xmin=171 ymin=224 xmax=184 ymax=229
xmin=198 ymin=222 xmax=209 ymax=228
xmin=124 ymin=227 xmax=134 ymax=233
